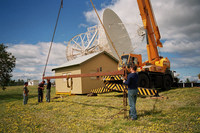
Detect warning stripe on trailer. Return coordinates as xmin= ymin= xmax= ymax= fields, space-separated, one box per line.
xmin=137 ymin=87 xmax=158 ymax=96
xmin=103 ymin=75 xmax=122 ymax=81
xmin=91 ymin=83 xmax=158 ymax=96
xmin=91 ymin=87 xmax=111 ymax=94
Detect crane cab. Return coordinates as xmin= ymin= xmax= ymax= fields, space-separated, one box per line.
xmin=118 ymin=54 xmax=173 ymax=90
xmin=118 ymin=54 xmax=142 ymax=71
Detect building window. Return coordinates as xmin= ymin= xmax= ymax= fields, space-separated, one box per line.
xmin=100 ymin=67 xmax=102 ymax=72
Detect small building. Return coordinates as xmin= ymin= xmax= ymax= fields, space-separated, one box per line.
xmin=28 ymin=80 xmax=39 ymax=86
xmin=52 ymin=51 xmax=118 ymax=94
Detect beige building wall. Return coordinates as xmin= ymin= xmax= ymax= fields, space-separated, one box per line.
xmin=54 ymin=52 xmax=118 ymax=94
xmin=54 ymin=65 xmax=82 ymax=94
xmin=81 ymin=53 xmax=118 ymax=94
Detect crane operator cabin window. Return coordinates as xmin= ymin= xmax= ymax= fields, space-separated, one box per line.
xmin=131 ymin=57 xmax=138 ymax=65
xmin=119 ymin=55 xmax=129 ymax=67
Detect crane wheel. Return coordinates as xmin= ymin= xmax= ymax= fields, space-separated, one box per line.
xmin=138 ymin=73 xmax=149 ymax=88
xmin=162 ymin=75 xmax=172 ymax=91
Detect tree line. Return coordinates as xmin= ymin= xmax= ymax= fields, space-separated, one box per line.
xmin=8 ymin=79 xmax=25 ymax=86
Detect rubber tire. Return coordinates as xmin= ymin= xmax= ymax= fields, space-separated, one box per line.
xmin=162 ymin=75 xmax=172 ymax=91
xmin=138 ymin=73 xmax=150 ymax=88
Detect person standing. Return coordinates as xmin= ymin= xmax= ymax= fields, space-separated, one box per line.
xmin=46 ymin=79 xmax=51 ymax=102
xmin=23 ymin=82 xmax=29 ymax=105
xmin=38 ymin=81 xmax=45 ymax=103
xmin=123 ymin=65 xmax=139 ymax=120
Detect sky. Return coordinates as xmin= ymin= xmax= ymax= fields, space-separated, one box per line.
xmin=0 ymin=0 xmax=200 ymax=82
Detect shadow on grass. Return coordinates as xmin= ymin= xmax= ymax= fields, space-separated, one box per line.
xmin=157 ymin=87 xmax=181 ymax=93
xmin=73 ymin=101 xmax=121 ymax=110
xmin=53 ymin=100 xmax=121 ymax=110
xmin=138 ymin=109 xmax=162 ymax=118
xmin=0 ymin=93 xmax=38 ymax=103
xmin=100 ymin=94 xmax=124 ymax=98
xmin=138 ymin=98 xmax=162 ymax=118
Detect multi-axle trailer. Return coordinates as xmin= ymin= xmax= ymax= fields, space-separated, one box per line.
xmin=43 ymin=69 xmax=159 ymax=97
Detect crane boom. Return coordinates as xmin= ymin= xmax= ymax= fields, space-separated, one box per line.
xmin=118 ymin=0 xmax=173 ymax=90
xmin=137 ymin=0 xmax=162 ymax=62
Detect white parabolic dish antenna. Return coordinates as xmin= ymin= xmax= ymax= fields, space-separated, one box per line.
xmin=103 ymin=8 xmax=133 ymax=59
xmin=66 ymin=25 xmax=110 ymax=61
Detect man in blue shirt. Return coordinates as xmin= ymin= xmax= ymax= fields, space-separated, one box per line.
xmin=123 ymin=65 xmax=139 ymax=120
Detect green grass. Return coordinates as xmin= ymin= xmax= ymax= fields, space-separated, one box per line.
xmin=0 ymin=86 xmax=200 ymax=132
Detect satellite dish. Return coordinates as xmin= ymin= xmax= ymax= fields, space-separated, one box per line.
xmin=103 ymin=8 xmax=133 ymax=59
xmin=66 ymin=25 xmax=111 ymax=61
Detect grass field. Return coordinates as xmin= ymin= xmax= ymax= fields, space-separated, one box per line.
xmin=0 ymin=86 xmax=199 ymax=132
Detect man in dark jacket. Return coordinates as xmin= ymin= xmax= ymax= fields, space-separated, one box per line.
xmin=38 ymin=81 xmax=45 ymax=103
xmin=46 ymin=79 xmax=51 ymax=102
xmin=124 ymin=65 xmax=139 ymax=120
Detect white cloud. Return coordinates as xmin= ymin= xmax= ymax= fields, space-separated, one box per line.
xmin=85 ymin=0 xmax=200 ymax=52
xmin=84 ymin=0 xmax=200 ymax=68
xmin=18 ymin=67 xmax=36 ymax=72
xmin=182 ymin=75 xmax=199 ymax=83
xmin=84 ymin=10 xmax=100 ymax=25
xmin=7 ymin=42 xmax=67 ymax=80
xmin=5 ymin=0 xmax=200 ymax=82
xmin=162 ymin=40 xmax=200 ymax=56
xmin=78 ymin=23 xmax=88 ymax=28
xmin=171 ymin=56 xmax=200 ymax=68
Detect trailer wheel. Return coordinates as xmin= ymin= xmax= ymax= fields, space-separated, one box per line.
xmin=162 ymin=75 xmax=172 ymax=90
xmin=138 ymin=73 xmax=149 ymax=88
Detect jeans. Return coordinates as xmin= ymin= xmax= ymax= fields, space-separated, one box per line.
xmin=38 ymin=91 xmax=43 ymax=102
xmin=128 ymin=89 xmax=138 ymax=119
xmin=23 ymin=94 xmax=28 ymax=105
xmin=46 ymin=89 xmax=51 ymax=102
